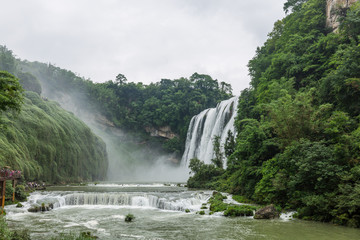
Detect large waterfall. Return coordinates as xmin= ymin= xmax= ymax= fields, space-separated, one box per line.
xmin=182 ymin=96 xmax=238 ymax=166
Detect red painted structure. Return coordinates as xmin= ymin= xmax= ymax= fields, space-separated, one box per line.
xmin=0 ymin=168 xmax=21 ymax=213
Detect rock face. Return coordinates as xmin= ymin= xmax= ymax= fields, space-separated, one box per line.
xmin=254 ymin=204 xmax=280 ymax=219
xmin=145 ymin=126 xmax=177 ymax=139
xmin=326 ymin=0 xmax=358 ymax=30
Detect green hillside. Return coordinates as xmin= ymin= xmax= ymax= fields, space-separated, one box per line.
xmin=188 ymin=0 xmax=360 ymax=227
xmin=0 ymin=90 xmax=108 ymax=183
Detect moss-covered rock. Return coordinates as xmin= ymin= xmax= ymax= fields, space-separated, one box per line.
xmin=254 ymin=204 xmax=280 ymax=219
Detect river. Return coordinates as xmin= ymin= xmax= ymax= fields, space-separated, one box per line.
xmin=5 ymin=183 xmax=360 ymax=239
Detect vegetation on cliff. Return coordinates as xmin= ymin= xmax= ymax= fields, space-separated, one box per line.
xmin=13 ymin=49 xmax=232 ymax=155
xmin=188 ymin=0 xmax=360 ymax=227
xmin=0 ymin=53 xmax=108 ymax=183
xmin=0 ymin=71 xmax=23 ymax=125
xmin=0 ymin=90 xmax=108 ymax=183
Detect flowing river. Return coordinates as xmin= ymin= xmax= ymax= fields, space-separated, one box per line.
xmin=5 ymin=183 xmax=360 ymax=239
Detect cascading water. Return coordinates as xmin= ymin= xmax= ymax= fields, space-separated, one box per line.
xmin=20 ymin=184 xmax=210 ymax=213
xmin=5 ymin=183 xmax=360 ymax=240
xmin=182 ymin=96 xmax=239 ymax=166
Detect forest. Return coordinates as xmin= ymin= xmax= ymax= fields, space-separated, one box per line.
xmin=0 ymin=42 xmax=232 ymax=181
xmin=188 ymin=0 xmax=360 ymax=227
xmin=14 ymin=52 xmax=232 ymax=156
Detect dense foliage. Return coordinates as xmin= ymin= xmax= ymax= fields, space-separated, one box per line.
xmin=188 ymin=0 xmax=360 ymax=227
xmin=15 ymin=52 xmax=232 ymax=155
xmin=0 ymin=71 xmax=23 ymax=125
xmin=0 ymin=91 xmax=108 ymax=183
xmin=86 ymin=73 xmax=232 ymax=142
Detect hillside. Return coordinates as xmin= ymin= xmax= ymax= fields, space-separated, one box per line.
xmin=0 ymin=90 xmax=108 ymax=183
xmin=188 ymin=0 xmax=360 ymax=227
xmin=0 ymin=43 xmax=233 ymax=181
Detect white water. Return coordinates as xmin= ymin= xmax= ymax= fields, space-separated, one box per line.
xmin=6 ymin=184 xmax=360 ymax=240
xmin=182 ymin=96 xmax=239 ymax=165
xmin=16 ymin=184 xmax=210 ymax=213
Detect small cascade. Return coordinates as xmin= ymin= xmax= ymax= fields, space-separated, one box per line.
xmin=23 ymin=191 xmax=211 ymax=212
xmin=182 ymin=96 xmax=239 ymax=166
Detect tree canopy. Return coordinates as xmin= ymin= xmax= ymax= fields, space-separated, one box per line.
xmin=188 ymin=0 xmax=360 ymax=228
xmin=0 ymin=71 xmax=23 ymax=114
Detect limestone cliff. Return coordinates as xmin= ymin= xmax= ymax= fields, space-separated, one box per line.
xmin=145 ymin=126 xmax=177 ymax=139
xmin=326 ymin=0 xmax=358 ymax=30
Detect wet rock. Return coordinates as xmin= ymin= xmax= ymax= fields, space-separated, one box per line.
xmin=27 ymin=204 xmax=40 ymax=212
xmin=254 ymin=204 xmax=280 ymax=219
xmin=16 ymin=203 xmax=23 ymax=208
xmin=28 ymin=203 xmax=54 ymax=213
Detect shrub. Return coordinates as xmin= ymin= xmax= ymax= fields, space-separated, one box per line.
xmin=125 ymin=214 xmax=135 ymax=222
xmin=15 ymin=185 xmax=28 ymax=201
xmin=208 ymin=192 xmax=228 ymax=212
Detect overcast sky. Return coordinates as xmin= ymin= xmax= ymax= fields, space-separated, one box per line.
xmin=1 ymin=0 xmax=286 ymax=94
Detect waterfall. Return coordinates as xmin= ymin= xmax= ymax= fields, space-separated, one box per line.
xmin=182 ymin=96 xmax=238 ymax=166
xmin=25 ymin=191 xmax=211 ymax=212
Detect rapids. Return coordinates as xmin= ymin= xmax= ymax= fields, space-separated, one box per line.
xmin=5 ymin=183 xmax=360 ymax=240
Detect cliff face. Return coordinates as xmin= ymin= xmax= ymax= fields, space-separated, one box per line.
xmin=145 ymin=126 xmax=177 ymax=139
xmin=326 ymin=0 xmax=358 ymax=30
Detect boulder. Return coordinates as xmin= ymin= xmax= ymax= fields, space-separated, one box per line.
xmin=254 ymin=204 xmax=280 ymax=219
xmin=27 ymin=203 xmax=54 ymax=213
xmin=27 ymin=204 xmax=40 ymax=213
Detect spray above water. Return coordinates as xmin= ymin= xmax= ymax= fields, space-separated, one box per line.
xmin=38 ymin=83 xmax=188 ymax=182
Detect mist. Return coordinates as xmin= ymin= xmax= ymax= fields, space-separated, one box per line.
xmin=30 ymin=70 xmax=189 ymax=183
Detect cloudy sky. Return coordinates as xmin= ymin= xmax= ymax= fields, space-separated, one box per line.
xmin=1 ymin=0 xmax=286 ymax=94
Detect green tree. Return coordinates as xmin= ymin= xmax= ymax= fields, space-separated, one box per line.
xmin=115 ymin=73 xmax=127 ymax=85
xmin=211 ymin=135 xmax=224 ymax=169
xmin=0 ymin=71 xmax=23 ymax=114
xmin=283 ymin=0 xmax=308 ymax=13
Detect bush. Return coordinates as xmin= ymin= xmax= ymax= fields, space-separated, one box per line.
xmin=125 ymin=214 xmax=135 ymax=222
xmin=208 ymin=192 xmax=228 ymax=212
xmin=15 ymin=185 xmax=28 ymax=201
xmin=187 ymin=158 xmax=224 ymax=189
xmin=4 ymin=182 xmax=14 ymax=199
